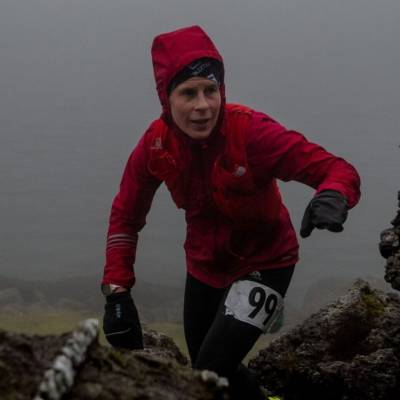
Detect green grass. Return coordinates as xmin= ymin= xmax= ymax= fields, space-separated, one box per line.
xmin=0 ymin=311 xmax=272 ymax=363
xmin=0 ymin=310 xmax=98 ymax=335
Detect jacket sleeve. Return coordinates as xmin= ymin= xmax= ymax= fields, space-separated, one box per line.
xmin=102 ymin=128 xmax=162 ymax=288
xmin=247 ymin=111 xmax=361 ymax=208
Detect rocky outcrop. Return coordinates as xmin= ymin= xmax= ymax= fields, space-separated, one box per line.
xmin=3 ymin=280 xmax=400 ymax=399
xmin=379 ymin=190 xmax=400 ymax=290
xmin=302 ymin=276 xmax=392 ymax=318
xmin=248 ymin=279 xmax=400 ymax=400
xmin=0 ymin=322 xmax=229 ymax=400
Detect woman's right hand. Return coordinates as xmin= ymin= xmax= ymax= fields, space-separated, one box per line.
xmin=103 ymin=291 xmax=144 ymax=350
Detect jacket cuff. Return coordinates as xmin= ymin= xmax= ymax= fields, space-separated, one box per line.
xmin=102 ymin=270 xmax=136 ymax=289
xmin=316 ymin=183 xmax=359 ymax=209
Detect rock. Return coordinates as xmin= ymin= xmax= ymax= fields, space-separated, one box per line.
xmin=0 ymin=322 xmax=229 ymax=400
xmin=379 ymin=192 xmax=400 ymax=291
xmin=301 ymin=276 xmax=393 ymax=318
xmin=34 ymin=319 xmax=99 ymax=400
xmin=66 ymin=346 xmax=228 ymax=400
xmin=248 ymin=279 xmax=400 ymax=400
xmin=385 ymin=253 xmax=400 ymax=291
xmin=0 ymin=330 xmax=69 ymax=400
xmin=142 ymin=325 xmax=188 ymax=366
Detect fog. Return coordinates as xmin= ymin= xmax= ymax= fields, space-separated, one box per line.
xmin=1 ymin=0 xmax=399 ymax=302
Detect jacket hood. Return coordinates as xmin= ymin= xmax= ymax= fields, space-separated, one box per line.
xmin=151 ymin=25 xmax=226 ymax=128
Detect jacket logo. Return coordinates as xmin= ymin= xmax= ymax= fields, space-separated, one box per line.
xmin=233 ymin=165 xmax=246 ymax=177
xmin=151 ymin=137 xmax=163 ymax=150
xmin=248 ymin=271 xmax=262 ymax=281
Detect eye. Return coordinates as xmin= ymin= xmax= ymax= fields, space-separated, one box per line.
xmin=181 ymin=88 xmax=196 ymax=97
xmin=205 ymin=85 xmax=218 ymax=96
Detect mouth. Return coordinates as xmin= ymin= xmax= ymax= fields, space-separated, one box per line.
xmin=190 ymin=118 xmax=211 ymax=125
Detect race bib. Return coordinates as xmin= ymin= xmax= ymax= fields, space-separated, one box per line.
xmin=224 ymin=280 xmax=284 ymax=333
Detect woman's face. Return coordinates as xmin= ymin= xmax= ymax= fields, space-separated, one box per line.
xmin=169 ymin=77 xmax=221 ymax=140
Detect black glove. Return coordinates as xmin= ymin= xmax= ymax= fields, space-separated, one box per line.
xmin=300 ymin=190 xmax=348 ymax=238
xmin=103 ymin=291 xmax=144 ymax=350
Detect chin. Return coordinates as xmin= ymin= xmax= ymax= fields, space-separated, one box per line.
xmin=186 ymin=130 xmax=212 ymax=140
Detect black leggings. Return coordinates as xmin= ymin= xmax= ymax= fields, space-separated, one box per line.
xmin=183 ymin=266 xmax=294 ymax=400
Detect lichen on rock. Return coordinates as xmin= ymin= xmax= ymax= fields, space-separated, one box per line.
xmin=0 ymin=323 xmax=230 ymax=400
xmin=380 ymin=190 xmax=400 ymax=290
xmin=248 ymin=279 xmax=400 ymax=400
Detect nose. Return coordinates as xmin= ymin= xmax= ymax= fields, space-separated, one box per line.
xmin=194 ymin=91 xmax=210 ymax=112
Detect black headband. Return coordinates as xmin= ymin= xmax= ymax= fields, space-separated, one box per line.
xmin=168 ymin=58 xmax=222 ymax=94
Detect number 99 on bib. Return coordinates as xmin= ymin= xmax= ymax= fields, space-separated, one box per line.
xmin=224 ymin=280 xmax=284 ymax=333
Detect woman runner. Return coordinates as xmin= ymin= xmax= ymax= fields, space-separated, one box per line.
xmin=101 ymin=25 xmax=361 ymax=399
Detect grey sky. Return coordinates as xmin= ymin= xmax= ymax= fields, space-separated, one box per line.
xmin=1 ymin=0 xmax=399 ymax=300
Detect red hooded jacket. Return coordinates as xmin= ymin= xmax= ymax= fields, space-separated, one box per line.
xmin=102 ymin=26 xmax=361 ymax=289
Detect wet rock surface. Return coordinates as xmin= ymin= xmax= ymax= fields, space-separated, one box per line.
xmin=0 ymin=325 xmax=229 ymax=400
xmin=380 ymin=191 xmax=400 ymax=290
xmin=141 ymin=325 xmax=188 ymax=366
xmin=249 ymin=279 xmax=400 ymax=400
xmin=386 ymin=252 xmax=400 ymax=290
xmin=0 ymin=330 xmax=69 ymax=400
xmin=65 ymin=344 xmax=227 ymax=400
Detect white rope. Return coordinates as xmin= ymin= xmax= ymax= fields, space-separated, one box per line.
xmin=33 ymin=318 xmax=99 ymax=400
